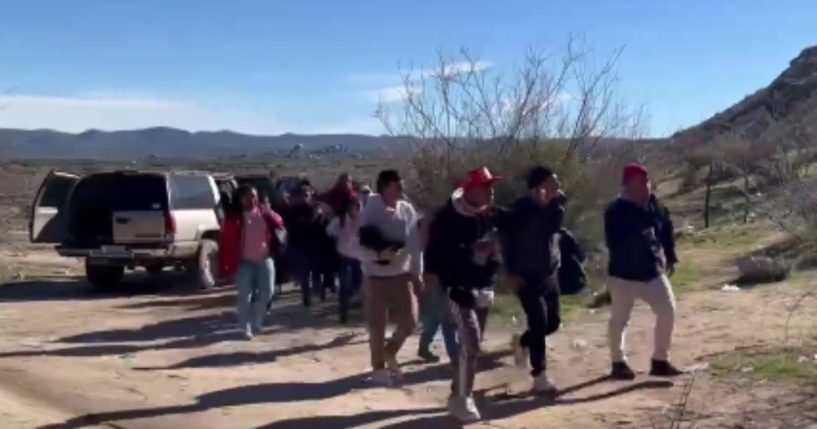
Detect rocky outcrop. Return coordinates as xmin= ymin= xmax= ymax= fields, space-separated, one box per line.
xmin=674 ymin=46 xmax=817 ymax=145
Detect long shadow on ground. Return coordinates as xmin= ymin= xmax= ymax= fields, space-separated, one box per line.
xmin=255 ymin=377 xmax=675 ymax=429
xmin=134 ymin=332 xmax=366 ymax=370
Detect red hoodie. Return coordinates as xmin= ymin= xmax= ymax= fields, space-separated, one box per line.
xmin=218 ymin=208 xmax=284 ymax=277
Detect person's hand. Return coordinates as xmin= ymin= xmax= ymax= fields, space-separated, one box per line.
xmin=473 ymin=240 xmax=496 ymax=256
xmin=410 ymin=274 xmax=425 ymax=295
xmin=544 ymin=189 xmax=566 ymax=205
xmin=378 ymin=247 xmax=402 ymax=262
xmin=667 ymin=262 xmax=677 ymax=277
xmin=422 ymin=273 xmax=439 ymax=293
xmin=503 ymin=274 xmax=523 ymax=292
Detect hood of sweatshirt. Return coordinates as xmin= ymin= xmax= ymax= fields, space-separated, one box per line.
xmin=450 ymin=188 xmax=488 ymax=218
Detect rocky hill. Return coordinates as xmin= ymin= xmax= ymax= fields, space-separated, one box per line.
xmin=0 ymin=127 xmax=404 ymax=160
xmin=674 ymin=45 xmax=817 ymax=145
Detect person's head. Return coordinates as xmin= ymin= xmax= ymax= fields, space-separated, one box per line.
xmin=337 ymin=173 xmax=352 ymax=188
xmin=621 ymin=163 xmax=651 ymax=203
xmin=460 ymin=167 xmax=501 ymax=208
xmin=358 ymin=185 xmax=372 ymax=204
xmin=376 ymin=170 xmax=403 ymax=206
xmin=527 ymin=166 xmax=561 ymax=199
xmin=236 ymin=185 xmax=259 ymax=212
xmin=294 ymin=180 xmax=313 ymax=203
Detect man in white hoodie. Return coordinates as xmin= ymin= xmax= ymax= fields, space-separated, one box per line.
xmin=357 ymin=169 xmax=424 ymax=386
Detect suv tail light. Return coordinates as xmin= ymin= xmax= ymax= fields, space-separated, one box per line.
xmin=164 ymin=211 xmax=176 ymax=239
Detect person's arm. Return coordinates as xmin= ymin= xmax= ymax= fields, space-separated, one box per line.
xmin=499 ymin=201 xmax=522 ymax=276
xmin=405 ymin=203 xmax=423 ymax=277
xmin=605 ymin=204 xmax=632 ymax=258
xmin=326 ymin=217 xmax=341 ymax=238
xmin=354 ymin=199 xmax=381 ymax=263
xmin=657 ymin=202 xmax=679 ymax=266
xmin=542 ymin=196 xmax=566 ymax=235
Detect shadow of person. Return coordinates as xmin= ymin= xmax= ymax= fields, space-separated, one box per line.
xmin=136 ymin=332 xmax=365 ymax=370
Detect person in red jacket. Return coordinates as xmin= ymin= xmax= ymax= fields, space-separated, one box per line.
xmin=220 ymin=185 xmax=285 ymax=340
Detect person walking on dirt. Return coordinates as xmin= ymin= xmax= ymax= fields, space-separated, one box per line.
xmin=501 ymin=166 xmax=565 ymax=396
xmin=605 ymin=163 xmax=683 ymax=379
xmin=416 ymin=214 xmax=458 ymax=364
xmin=327 ymin=198 xmax=363 ymax=324
xmin=357 ymin=169 xmax=424 ymax=386
xmin=219 ymin=185 xmax=285 ymax=340
xmin=284 ymin=180 xmax=324 ymax=307
xmin=425 ymin=167 xmax=502 ymax=423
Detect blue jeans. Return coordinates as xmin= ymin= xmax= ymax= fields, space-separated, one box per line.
xmin=337 ymin=256 xmax=362 ymax=323
xmin=235 ymin=258 xmax=275 ymax=335
xmin=419 ymin=283 xmax=459 ymax=361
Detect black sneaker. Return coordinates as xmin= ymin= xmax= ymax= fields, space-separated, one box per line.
xmin=610 ymin=361 xmax=636 ymax=380
xmin=650 ymin=360 xmax=685 ymax=377
xmin=418 ymin=349 xmax=441 ymax=363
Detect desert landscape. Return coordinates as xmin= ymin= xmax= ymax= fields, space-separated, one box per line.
xmin=2 ymin=4 xmax=817 ymax=428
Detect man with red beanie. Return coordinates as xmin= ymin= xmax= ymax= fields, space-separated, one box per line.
xmin=604 ymin=163 xmax=682 ymax=379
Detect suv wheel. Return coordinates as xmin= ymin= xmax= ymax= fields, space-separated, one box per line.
xmin=193 ymin=239 xmax=219 ymax=289
xmin=85 ymin=259 xmax=125 ymax=291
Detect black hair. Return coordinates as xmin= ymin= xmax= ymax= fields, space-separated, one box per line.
xmin=338 ymin=197 xmax=362 ymax=227
xmin=376 ymin=169 xmax=402 ymax=194
xmin=527 ymin=166 xmax=554 ymax=190
xmin=228 ymin=184 xmax=256 ymax=215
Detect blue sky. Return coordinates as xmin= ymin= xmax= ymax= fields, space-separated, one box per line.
xmin=0 ymin=0 xmax=814 ymax=136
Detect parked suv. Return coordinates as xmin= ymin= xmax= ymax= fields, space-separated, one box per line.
xmin=30 ymin=170 xmax=233 ymax=291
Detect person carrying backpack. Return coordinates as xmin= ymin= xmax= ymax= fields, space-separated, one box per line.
xmin=219 ymin=185 xmax=286 ymax=340
xmin=501 ymin=166 xmax=566 ymax=397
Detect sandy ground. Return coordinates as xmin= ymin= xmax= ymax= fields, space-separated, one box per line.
xmin=1 ymin=246 xmax=817 ymax=429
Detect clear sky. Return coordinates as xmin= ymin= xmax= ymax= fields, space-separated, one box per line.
xmin=0 ymin=0 xmax=814 ymax=136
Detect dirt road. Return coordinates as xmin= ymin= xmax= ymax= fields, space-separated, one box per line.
xmin=1 ymin=248 xmax=816 ymax=429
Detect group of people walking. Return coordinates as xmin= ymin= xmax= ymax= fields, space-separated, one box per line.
xmin=217 ymin=162 xmax=684 ymax=423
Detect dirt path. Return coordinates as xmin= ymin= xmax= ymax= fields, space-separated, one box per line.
xmin=1 ymin=249 xmax=816 ymax=429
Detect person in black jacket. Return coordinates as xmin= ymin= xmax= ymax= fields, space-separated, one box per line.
xmin=425 ymin=167 xmax=501 ymax=423
xmin=500 ymin=166 xmax=565 ymax=397
xmin=605 ymin=163 xmax=683 ymax=380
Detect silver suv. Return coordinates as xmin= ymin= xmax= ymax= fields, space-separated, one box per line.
xmin=30 ymin=170 xmax=234 ymax=290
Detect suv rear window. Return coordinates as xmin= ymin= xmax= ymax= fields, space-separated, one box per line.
xmin=170 ymin=175 xmax=216 ymax=210
xmin=72 ymin=173 xmax=168 ymax=211
xmin=237 ymin=177 xmax=275 ymax=203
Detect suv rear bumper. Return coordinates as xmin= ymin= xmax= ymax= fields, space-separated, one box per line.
xmin=56 ymin=242 xmax=199 ymax=262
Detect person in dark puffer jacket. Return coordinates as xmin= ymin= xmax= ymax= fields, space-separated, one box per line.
xmin=500 ymin=166 xmax=565 ymax=397
xmin=605 ymin=163 xmax=683 ymax=380
xmin=425 ymin=167 xmax=502 ymax=423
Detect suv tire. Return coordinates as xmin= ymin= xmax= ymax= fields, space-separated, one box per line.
xmin=193 ymin=239 xmax=219 ymax=289
xmin=85 ymin=259 xmax=125 ymax=291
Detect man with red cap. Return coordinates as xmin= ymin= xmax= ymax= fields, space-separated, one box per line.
xmin=424 ymin=166 xmax=502 ymax=423
xmin=605 ymin=163 xmax=682 ymax=380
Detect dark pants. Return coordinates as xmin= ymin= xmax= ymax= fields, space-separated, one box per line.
xmin=290 ymin=246 xmax=321 ymax=307
xmin=338 ymin=256 xmax=362 ymax=323
xmin=517 ymin=275 xmax=560 ymax=377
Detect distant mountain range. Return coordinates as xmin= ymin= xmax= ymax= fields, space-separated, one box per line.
xmin=0 ymin=127 xmax=405 ymax=160
xmin=8 ymin=45 xmax=817 ymax=161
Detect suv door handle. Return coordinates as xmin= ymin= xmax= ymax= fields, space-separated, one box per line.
xmin=115 ymin=217 xmax=130 ymax=224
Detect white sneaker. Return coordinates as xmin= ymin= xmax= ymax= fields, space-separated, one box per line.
xmin=447 ymin=395 xmax=481 ymax=423
xmin=366 ymin=369 xmax=394 ymax=387
xmin=511 ymin=333 xmax=528 ymax=368
xmin=533 ymin=373 xmax=558 ymax=396
xmin=385 ymin=354 xmax=404 ymax=384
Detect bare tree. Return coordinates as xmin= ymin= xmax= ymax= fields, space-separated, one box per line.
xmin=376 ymin=39 xmax=644 ymax=218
